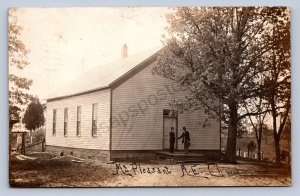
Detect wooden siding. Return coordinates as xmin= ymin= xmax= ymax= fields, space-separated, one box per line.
xmin=111 ymin=62 xmax=220 ymax=150
xmin=46 ymin=89 xmax=111 ymax=150
xmin=177 ymin=111 xmax=220 ymax=150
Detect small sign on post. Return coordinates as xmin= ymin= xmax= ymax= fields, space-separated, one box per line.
xmin=11 ymin=123 xmax=28 ymax=155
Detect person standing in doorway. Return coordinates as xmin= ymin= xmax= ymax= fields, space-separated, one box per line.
xmin=169 ymin=127 xmax=175 ymax=153
xmin=178 ymin=127 xmax=190 ymax=154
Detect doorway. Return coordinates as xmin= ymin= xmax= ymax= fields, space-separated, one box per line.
xmin=163 ymin=109 xmax=178 ymax=150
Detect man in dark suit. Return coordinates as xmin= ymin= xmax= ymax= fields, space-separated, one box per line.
xmin=169 ymin=127 xmax=175 ymax=153
xmin=178 ymin=127 xmax=190 ymax=154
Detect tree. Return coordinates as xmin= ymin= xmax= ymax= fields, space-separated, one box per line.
xmin=244 ymin=79 xmax=269 ymax=160
xmin=262 ymin=123 xmax=273 ymax=145
xmin=9 ymin=105 xmax=21 ymax=130
xmin=154 ymin=7 xmax=273 ymax=163
xmin=9 ymin=8 xmax=33 ymax=131
xmin=262 ymin=7 xmax=290 ymax=164
xmin=221 ymin=119 xmax=248 ymax=141
xmin=250 ymin=122 xmax=270 ymax=160
xmin=281 ymin=117 xmax=291 ymax=151
xmin=247 ymin=140 xmax=256 ymax=158
xmin=22 ymin=97 xmax=45 ymax=134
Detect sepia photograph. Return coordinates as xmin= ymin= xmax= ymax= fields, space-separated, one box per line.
xmin=8 ymin=7 xmax=291 ymax=187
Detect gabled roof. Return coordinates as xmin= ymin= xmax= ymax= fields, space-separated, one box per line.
xmin=46 ymin=47 xmax=162 ymax=101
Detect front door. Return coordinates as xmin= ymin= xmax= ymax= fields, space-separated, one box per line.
xmin=163 ymin=117 xmax=177 ymax=150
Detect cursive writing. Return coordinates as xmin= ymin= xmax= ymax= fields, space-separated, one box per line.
xmin=113 ymin=162 xmax=172 ymax=177
xmin=113 ymin=162 xmax=243 ymax=178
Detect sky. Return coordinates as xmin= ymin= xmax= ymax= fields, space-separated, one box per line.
xmin=10 ymin=7 xmax=171 ymax=101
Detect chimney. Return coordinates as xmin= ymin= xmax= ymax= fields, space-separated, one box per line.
xmin=121 ymin=43 xmax=128 ymax=59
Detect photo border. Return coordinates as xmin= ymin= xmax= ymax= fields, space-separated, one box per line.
xmin=1 ymin=0 xmax=299 ymax=195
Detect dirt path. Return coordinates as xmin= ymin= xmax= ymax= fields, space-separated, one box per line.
xmin=10 ymin=153 xmax=291 ymax=187
xmin=101 ymin=161 xmax=291 ymax=187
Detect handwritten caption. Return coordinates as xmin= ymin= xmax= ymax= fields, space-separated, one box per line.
xmin=113 ymin=162 xmax=244 ymax=179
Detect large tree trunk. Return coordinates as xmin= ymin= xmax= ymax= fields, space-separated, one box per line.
xmin=270 ymin=96 xmax=280 ymax=164
xmin=274 ymin=135 xmax=281 ymax=164
xmin=224 ymin=102 xmax=238 ymax=163
xmin=257 ymin=141 xmax=261 ymax=160
xmin=256 ymin=125 xmax=262 ymax=160
xmin=271 ymin=99 xmax=290 ymax=164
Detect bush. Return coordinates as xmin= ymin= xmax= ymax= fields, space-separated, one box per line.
xmin=32 ymin=128 xmax=45 ymax=142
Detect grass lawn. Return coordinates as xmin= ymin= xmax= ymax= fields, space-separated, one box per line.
xmin=9 ymin=154 xmax=113 ymax=187
xmin=9 ymin=152 xmax=291 ymax=187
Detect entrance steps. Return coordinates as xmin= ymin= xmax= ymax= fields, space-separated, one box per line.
xmin=155 ymin=151 xmax=209 ymax=163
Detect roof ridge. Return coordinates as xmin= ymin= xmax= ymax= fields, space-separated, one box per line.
xmin=46 ymin=46 xmax=162 ymax=100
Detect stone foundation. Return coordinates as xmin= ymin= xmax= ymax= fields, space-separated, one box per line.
xmin=110 ymin=150 xmax=157 ymax=161
xmin=46 ymin=146 xmax=220 ymax=162
xmin=110 ymin=149 xmax=221 ymax=161
xmin=184 ymin=149 xmax=221 ymax=160
xmin=46 ymin=145 xmax=110 ymax=161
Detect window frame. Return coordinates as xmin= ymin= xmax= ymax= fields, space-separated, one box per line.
xmin=92 ymin=103 xmax=98 ymax=137
xmin=76 ymin=106 xmax=81 ymax=136
xmin=53 ymin=109 xmax=57 ymax=136
xmin=64 ymin=108 xmax=68 ymax=137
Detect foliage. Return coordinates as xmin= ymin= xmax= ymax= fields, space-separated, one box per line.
xmin=221 ymin=119 xmax=248 ymax=139
xmin=8 ymin=8 xmax=33 ymax=130
xmin=155 ymin=7 xmax=266 ymax=162
xmin=248 ymin=140 xmax=256 ymax=150
xmin=245 ymin=85 xmax=269 ymax=160
xmin=22 ymin=97 xmax=45 ymax=132
xmin=247 ymin=140 xmax=256 ymax=158
xmin=281 ymin=117 xmax=291 ymax=141
xmin=262 ymin=7 xmax=291 ymax=163
xmin=154 ymin=7 xmax=290 ymax=163
xmin=32 ymin=128 xmax=46 ymax=142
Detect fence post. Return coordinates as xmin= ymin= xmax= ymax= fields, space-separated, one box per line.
xmin=21 ymin=133 xmax=26 ymax=155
